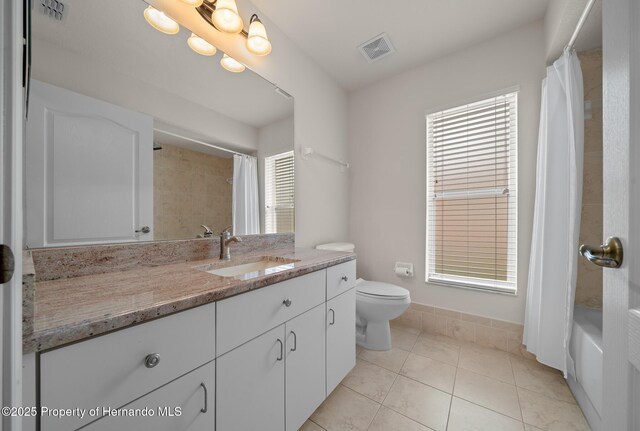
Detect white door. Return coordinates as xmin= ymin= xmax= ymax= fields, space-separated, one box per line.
xmin=285 ymin=304 xmax=326 ymax=431
xmin=216 ymin=325 xmax=285 ymax=431
xmin=25 ymin=80 xmax=153 ymax=247
xmin=83 ymin=361 xmax=214 ymax=431
xmin=326 ymin=289 xmax=356 ymax=395
xmin=601 ymin=0 xmax=640 ymax=429
xmin=0 ymin=0 xmax=24 ymax=430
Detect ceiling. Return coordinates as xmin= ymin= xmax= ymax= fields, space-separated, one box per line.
xmin=250 ymin=0 xmax=550 ymax=91
xmin=31 ymin=0 xmax=293 ymax=128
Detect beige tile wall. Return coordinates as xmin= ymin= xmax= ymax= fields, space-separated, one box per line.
xmin=393 ymin=304 xmax=535 ymax=360
xmin=576 ymin=48 xmax=603 ymax=309
xmin=154 ymin=144 xmax=233 ymax=240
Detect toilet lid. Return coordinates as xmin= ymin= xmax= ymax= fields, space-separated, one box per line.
xmin=356 ymin=279 xmax=410 ymax=299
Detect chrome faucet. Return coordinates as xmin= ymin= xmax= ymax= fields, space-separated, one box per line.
xmin=220 ymin=227 xmax=242 ymax=260
xmin=198 ymin=225 xmax=215 ymax=238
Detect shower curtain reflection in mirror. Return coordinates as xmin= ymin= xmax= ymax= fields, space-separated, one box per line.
xmin=232 ymin=154 xmax=260 ymax=235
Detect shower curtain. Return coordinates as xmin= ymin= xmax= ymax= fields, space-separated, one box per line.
xmin=232 ymin=154 xmax=260 ymax=235
xmin=524 ymin=49 xmax=584 ymax=376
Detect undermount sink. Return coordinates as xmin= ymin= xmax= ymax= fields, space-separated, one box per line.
xmin=195 ymin=257 xmax=300 ymax=278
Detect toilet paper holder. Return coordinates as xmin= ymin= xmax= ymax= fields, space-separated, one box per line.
xmin=395 ymin=262 xmax=414 ymax=278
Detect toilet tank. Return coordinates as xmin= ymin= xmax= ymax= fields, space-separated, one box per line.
xmin=315 ymin=242 xmax=355 ymax=253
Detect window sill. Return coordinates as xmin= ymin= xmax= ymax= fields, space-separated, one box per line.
xmin=426 ymin=276 xmax=517 ymax=296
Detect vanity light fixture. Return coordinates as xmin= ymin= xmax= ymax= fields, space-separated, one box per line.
xmin=246 ymin=14 xmax=271 ymax=56
xmin=179 ymin=0 xmax=204 ymax=6
xmin=143 ymin=6 xmax=180 ymax=35
xmin=211 ymin=0 xmax=244 ymax=34
xmin=220 ymin=54 xmax=246 ymax=73
xmin=188 ymin=33 xmax=217 ymax=56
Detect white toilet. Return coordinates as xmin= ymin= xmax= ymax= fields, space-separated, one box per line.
xmin=316 ymin=243 xmax=411 ymax=351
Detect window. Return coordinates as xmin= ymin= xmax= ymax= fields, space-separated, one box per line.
xmin=265 ymin=151 xmax=294 ymax=234
xmin=426 ymin=92 xmax=518 ymax=293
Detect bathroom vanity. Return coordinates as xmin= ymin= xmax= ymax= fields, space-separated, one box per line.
xmin=22 ymin=244 xmax=356 ymax=431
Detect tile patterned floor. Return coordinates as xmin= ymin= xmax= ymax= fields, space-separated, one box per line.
xmin=300 ymin=324 xmax=591 ymax=431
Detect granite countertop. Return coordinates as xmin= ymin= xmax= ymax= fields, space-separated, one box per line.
xmin=24 ymin=248 xmax=355 ymax=353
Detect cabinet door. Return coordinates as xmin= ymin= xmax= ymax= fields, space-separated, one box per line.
xmin=216 ymin=325 xmax=285 ymax=431
xmin=84 ymin=360 xmax=214 ymax=431
xmin=285 ymin=304 xmax=326 ymax=431
xmin=26 ymin=80 xmax=153 ymax=247
xmin=326 ymin=288 xmax=356 ymax=394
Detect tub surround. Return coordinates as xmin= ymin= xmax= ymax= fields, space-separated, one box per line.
xmin=23 ymin=236 xmax=355 ymax=354
xmin=576 ymin=48 xmax=603 ymax=309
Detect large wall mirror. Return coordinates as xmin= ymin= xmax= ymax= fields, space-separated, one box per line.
xmin=25 ymin=0 xmax=294 ymax=248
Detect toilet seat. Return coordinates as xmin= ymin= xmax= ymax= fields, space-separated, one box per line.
xmin=355 ymin=279 xmax=410 ymax=300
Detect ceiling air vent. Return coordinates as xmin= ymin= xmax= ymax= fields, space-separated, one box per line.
xmin=40 ymin=0 xmax=65 ymax=21
xmin=358 ymin=33 xmax=395 ymax=63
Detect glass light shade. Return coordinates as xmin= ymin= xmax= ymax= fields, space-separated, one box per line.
xmin=143 ymin=6 xmax=180 ymax=35
xmin=246 ymin=19 xmax=272 ymax=56
xmin=220 ymin=54 xmax=245 ymax=73
xmin=187 ymin=33 xmax=217 ymax=56
xmin=180 ymin=0 xmax=204 ymax=6
xmin=212 ymin=0 xmax=244 ymax=34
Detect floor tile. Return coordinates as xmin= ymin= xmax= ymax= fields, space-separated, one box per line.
xmin=310 ymin=385 xmax=380 ymax=431
xmin=458 ymin=344 xmax=515 ymax=384
xmin=382 ymin=375 xmax=451 ymax=431
xmin=390 ymin=327 xmax=420 ymax=351
xmin=299 ymin=419 xmax=325 ymax=431
xmin=453 ymin=368 xmax=522 ymax=420
xmin=368 ymin=406 xmax=433 ymax=431
xmin=510 ymin=355 xmax=575 ymax=403
xmin=524 ymin=425 xmax=544 ymax=431
xmin=517 ymin=387 xmax=590 ymax=431
xmin=447 ymin=397 xmax=525 ymax=431
xmin=400 ymin=352 xmax=457 ymax=393
xmin=359 ymin=347 xmax=409 ymax=373
xmin=341 ymin=359 xmax=397 ymax=403
xmin=412 ymin=336 xmax=460 ymax=366
xmin=390 ymin=320 xmax=422 ymax=335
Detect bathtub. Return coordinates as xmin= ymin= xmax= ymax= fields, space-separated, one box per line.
xmin=568 ymin=306 xmax=603 ymax=431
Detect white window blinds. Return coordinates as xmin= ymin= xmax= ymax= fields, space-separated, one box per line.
xmin=265 ymin=151 xmax=294 ymax=234
xmin=426 ymin=92 xmax=518 ymax=293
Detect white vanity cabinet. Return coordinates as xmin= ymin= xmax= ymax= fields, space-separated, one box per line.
xmin=39 ymin=303 xmax=216 ymax=431
xmin=216 ymin=325 xmax=286 ymax=431
xmin=216 ymin=303 xmax=327 ymax=431
xmin=31 ymin=260 xmax=356 ymax=431
xmin=327 ymin=289 xmax=356 ymax=394
xmin=285 ymin=304 xmax=327 ymax=431
xmin=82 ymin=360 xmax=215 ymax=431
xmin=326 ymin=260 xmax=357 ymax=394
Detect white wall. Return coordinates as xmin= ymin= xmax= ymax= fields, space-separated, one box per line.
xmin=152 ymin=0 xmax=349 ymax=248
xmin=31 ymin=37 xmax=260 ymax=153
xmin=257 ymin=116 xmax=294 ymax=231
xmin=348 ymin=21 xmax=545 ymax=323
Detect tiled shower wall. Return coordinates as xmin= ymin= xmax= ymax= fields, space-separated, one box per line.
xmin=154 ymin=144 xmax=233 ymax=240
xmin=576 ymin=48 xmax=603 ymax=309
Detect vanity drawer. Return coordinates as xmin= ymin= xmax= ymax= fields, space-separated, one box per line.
xmin=327 ymin=260 xmax=356 ymax=300
xmin=40 ymin=303 xmax=215 ymax=431
xmin=217 ymin=270 xmax=325 ymax=355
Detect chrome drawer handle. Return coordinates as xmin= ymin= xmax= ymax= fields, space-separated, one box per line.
xmin=290 ymin=331 xmax=297 ymax=352
xmin=144 ymin=353 xmax=161 ymax=368
xmin=276 ymin=339 xmax=283 ymax=361
xmin=200 ymin=383 xmax=208 ymax=413
xmin=329 ymin=308 xmax=335 ymax=326
xmin=283 ymin=298 xmax=292 ymax=307
xmin=341 ymin=276 xmax=349 ymax=282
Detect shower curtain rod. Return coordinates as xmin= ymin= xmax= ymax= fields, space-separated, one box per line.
xmin=566 ymin=0 xmax=597 ymax=50
xmin=154 ymin=128 xmax=251 ymax=157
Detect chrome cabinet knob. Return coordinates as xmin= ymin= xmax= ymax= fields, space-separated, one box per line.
xmin=144 ymin=353 xmax=161 ymax=368
xmin=283 ymin=298 xmax=292 ymax=307
xmin=341 ymin=276 xmax=349 ymax=282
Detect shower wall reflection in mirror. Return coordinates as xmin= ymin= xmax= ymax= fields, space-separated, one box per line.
xmin=25 ymin=0 xmax=294 ymax=248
